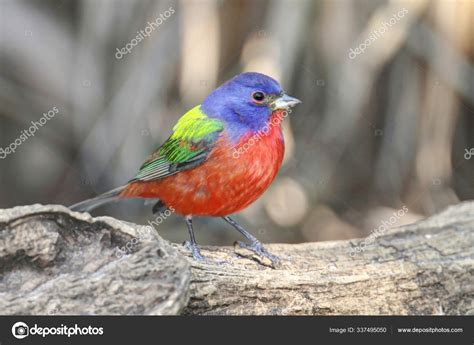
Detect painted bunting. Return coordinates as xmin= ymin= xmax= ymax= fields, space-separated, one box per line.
xmin=71 ymin=72 xmax=301 ymax=263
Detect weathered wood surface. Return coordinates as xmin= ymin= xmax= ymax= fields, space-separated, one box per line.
xmin=0 ymin=205 xmax=190 ymax=315
xmin=0 ymin=203 xmax=472 ymax=315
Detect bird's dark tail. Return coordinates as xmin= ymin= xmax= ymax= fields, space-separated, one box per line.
xmin=69 ymin=185 xmax=127 ymax=212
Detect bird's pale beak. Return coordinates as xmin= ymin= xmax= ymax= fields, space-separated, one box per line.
xmin=271 ymin=93 xmax=302 ymax=110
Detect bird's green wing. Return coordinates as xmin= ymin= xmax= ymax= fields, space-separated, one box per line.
xmin=129 ymin=105 xmax=224 ymax=183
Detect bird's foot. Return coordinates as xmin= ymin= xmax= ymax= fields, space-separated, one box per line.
xmin=235 ymin=240 xmax=280 ymax=267
xmin=183 ymin=241 xmax=226 ymax=265
xmin=183 ymin=241 xmax=204 ymax=261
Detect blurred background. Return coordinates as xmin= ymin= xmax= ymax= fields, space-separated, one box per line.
xmin=0 ymin=0 xmax=473 ymax=246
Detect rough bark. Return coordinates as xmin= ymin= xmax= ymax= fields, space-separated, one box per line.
xmin=0 ymin=203 xmax=472 ymax=315
xmin=0 ymin=205 xmax=190 ymax=315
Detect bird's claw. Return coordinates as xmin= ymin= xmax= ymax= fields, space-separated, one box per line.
xmin=183 ymin=241 xmax=226 ymax=265
xmin=236 ymin=241 xmax=280 ymax=265
xmin=184 ymin=241 xmax=204 ymax=261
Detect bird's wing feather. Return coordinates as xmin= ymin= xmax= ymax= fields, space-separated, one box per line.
xmin=129 ymin=105 xmax=224 ymax=183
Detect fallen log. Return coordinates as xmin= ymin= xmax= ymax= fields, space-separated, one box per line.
xmin=0 ymin=203 xmax=472 ymax=315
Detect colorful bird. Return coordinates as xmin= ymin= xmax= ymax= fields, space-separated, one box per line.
xmin=71 ymin=72 xmax=301 ymax=263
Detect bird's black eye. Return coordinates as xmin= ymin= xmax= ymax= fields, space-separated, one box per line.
xmin=252 ymin=91 xmax=265 ymax=103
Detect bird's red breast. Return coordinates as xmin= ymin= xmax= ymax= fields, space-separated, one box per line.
xmin=121 ymin=110 xmax=286 ymax=216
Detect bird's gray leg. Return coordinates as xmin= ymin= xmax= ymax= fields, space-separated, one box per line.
xmin=184 ymin=216 xmax=204 ymax=261
xmin=222 ymin=216 xmax=280 ymax=263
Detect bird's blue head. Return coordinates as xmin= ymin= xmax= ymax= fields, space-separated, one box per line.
xmin=201 ymin=72 xmax=301 ymax=142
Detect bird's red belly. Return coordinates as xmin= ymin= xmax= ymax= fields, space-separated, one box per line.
xmin=121 ymin=113 xmax=285 ymax=216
